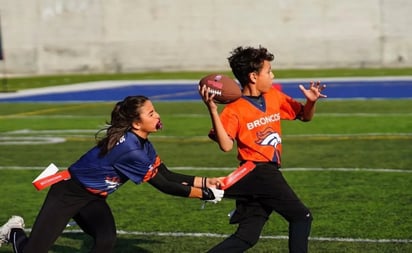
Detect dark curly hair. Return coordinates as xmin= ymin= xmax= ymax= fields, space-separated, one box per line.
xmin=228 ymin=46 xmax=274 ymax=87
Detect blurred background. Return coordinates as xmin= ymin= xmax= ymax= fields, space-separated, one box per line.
xmin=0 ymin=0 xmax=411 ymax=76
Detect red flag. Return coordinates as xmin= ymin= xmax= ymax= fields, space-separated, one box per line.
xmin=219 ymin=161 xmax=256 ymax=190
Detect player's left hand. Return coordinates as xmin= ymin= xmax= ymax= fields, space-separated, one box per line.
xmin=206 ymin=177 xmax=225 ymax=189
xmin=299 ymin=81 xmax=327 ymax=102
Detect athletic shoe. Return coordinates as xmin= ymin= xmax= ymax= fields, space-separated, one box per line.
xmin=0 ymin=216 xmax=25 ymax=247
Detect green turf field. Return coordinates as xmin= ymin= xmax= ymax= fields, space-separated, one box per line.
xmin=0 ymin=70 xmax=411 ymax=252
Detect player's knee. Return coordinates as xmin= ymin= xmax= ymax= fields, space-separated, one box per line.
xmin=300 ymin=211 xmax=312 ymax=226
xmin=289 ymin=210 xmax=313 ymax=237
xmin=301 ymin=210 xmax=313 ymax=222
xmin=289 ymin=207 xmax=313 ymax=223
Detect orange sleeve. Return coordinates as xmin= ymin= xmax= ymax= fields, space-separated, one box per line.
xmin=143 ymin=156 xmax=162 ymax=182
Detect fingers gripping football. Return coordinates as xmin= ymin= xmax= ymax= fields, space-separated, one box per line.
xmin=198 ymin=74 xmax=242 ymax=104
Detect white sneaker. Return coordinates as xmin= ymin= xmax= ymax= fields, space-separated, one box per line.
xmin=0 ymin=216 xmax=25 ymax=247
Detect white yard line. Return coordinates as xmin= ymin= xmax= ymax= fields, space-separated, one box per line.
xmin=21 ymin=229 xmax=411 ymax=244
xmin=1 ymin=76 xmax=412 ymax=99
xmin=1 ymin=129 xmax=411 ymax=145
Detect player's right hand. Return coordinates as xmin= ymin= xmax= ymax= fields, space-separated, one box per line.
xmin=206 ymin=177 xmax=226 ymax=189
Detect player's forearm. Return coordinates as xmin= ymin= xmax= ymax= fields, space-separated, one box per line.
xmin=301 ymin=100 xmax=316 ymax=121
xmin=155 ymin=163 xmax=195 ymax=185
xmin=209 ymin=111 xmax=233 ymax=152
xmin=148 ymin=172 xmax=217 ymax=199
xmin=156 ymin=163 xmax=217 ymax=189
xmin=148 ymin=173 xmax=192 ymax=197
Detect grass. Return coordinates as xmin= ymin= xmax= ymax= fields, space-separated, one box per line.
xmin=0 ymin=69 xmax=411 ymax=252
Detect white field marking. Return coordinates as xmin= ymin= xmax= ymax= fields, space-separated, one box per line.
xmin=0 ymin=80 xmax=199 ymax=99
xmin=2 ymin=115 xmax=105 ymax=119
xmin=5 ymin=129 xmax=97 ymax=134
xmin=1 ymin=76 xmax=412 ymax=99
xmin=0 ymin=132 xmax=411 ymax=145
xmin=21 ymin=229 xmax=412 ymax=244
xmin=0 ymin=136 xmax=65 ymax=145
xmin=1 ymin=166 xmax=411 ymax=174
xmin=5 ymin=131 xmax=411 ymax=140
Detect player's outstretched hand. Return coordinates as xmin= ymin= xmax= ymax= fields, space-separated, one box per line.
xmin=201 ymin=188 xmax=224 ymax=204
xmin=299 ymin=80 xmax=327 ymax=102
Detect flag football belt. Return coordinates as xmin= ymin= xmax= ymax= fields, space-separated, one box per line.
xmin=220 ymin=161 xmax=256 ymax=190
xmin=32 ymin=163 xmax=71 ymax=191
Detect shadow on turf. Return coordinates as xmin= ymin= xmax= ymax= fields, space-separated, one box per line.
xmin=54 ymin=233 xmax=161 ymax=253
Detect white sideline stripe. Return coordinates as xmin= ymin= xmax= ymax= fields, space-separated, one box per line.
xmin=1 ymin=132 xmax=411 ymax=146
xmin=0 ymin=166 xmax=411 ymax=173
xmin=22 ymin=228 xmax=411 ymax=244
xmin=0 ymin=136 xmax=66 ymax=145
xmin=1 ymin=76 xmax=412 ymax=99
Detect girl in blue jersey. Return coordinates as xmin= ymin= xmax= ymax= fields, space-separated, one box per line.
xmin=0 ymin=95 xmax=224 ymax=253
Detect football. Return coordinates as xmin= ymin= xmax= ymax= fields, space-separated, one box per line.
xmin=198 ymin=73 xmax=242 ymax=104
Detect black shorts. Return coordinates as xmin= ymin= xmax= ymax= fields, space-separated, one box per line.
xmin=225 ymin=163 xmax=311 ymax=223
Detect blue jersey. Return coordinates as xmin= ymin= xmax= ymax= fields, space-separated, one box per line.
xmin=69 ymin=131 xmax=159 ymax=196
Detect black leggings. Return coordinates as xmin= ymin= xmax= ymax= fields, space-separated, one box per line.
xmin=11 ymin=179 xmax=116 ymax=253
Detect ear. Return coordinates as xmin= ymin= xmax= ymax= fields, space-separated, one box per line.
xmin=131 ymin=121 xmax=140 ymax=130
xmin=249 ymin=72 xmax=258 ymax=84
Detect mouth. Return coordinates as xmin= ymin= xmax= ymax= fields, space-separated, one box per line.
xmin=156 ymin=120 xmax=163 ymax=130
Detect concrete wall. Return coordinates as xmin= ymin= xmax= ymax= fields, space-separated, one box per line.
xmin=0 ymin=0 xmax=411 ymax=75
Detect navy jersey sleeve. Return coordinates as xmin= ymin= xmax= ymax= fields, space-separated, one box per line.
xmin=113 ymin=148 xmax=157 ymax=184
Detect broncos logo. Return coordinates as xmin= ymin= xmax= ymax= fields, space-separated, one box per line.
xmin=105 ymin=176 xmax=122 ymax=190
xmin=256 ymin=127 xmax=282 ymax=147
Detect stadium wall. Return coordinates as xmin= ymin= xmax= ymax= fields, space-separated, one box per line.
xmin=0 ymin=0 xmax=411 ymax=75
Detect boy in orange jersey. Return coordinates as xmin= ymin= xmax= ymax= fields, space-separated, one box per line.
xmin=199 ymin=45 xmax=327 ymax=253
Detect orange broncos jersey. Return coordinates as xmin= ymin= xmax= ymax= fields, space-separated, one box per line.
xmin=210 ymin=87 xmax=303 ymax=165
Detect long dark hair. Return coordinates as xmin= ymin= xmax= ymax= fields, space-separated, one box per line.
xmin=96 ymin=95 xmax=149 ymax=156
